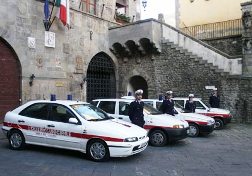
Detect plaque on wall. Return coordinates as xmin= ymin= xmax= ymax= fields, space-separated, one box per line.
xmin=75 ymin=55 xmax=84 ymax=74
xmin=45 ymin=31 xmax=55 ymax=48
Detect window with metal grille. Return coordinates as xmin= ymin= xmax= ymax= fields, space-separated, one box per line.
xmin=87 ymin=53 xmax=116 ymax=102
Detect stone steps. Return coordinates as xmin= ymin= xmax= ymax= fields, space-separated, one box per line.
xmin=162 ymin=41 xmax=230 ymax=75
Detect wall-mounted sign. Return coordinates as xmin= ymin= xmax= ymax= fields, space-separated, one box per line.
xmin=205 ymin=86 xmax=216 ymax=90
xmin=28 ymin=37 xmax=36 ymax=48
xmin=55 ymin=81 xmax=64 ymax=87
xmin=45 ymin=31 xmax=55 ymax=48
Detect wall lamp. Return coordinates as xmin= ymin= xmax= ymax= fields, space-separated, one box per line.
xmin=80 ymin=77 xmax=86 ymax=89
xmin=29 ymin=74 xmax=35 ymax=86
xmin=142 ymin=0 xmax=147 ymax=10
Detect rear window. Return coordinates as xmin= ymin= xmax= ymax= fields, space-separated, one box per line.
xmin=19 ymin=103 xmax=49 ymax=120
xmin=90 ymin=100 xmax=98 ymax=106
xmin=98 ymin=101 xmax=116 ymax=114
xmin=174 ymin=100 xmax=185 ymax=108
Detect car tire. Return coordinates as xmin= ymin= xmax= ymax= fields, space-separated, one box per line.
xmin=8 ymin=130 xmax=25 ymax=150
xmin=87 ymin=139 xmax=110 ymax=162
xmin=149 ymin=130 xmax=167 ymax=147
xmin=214 ymin=118 xmax=224 ymax=130
xmin=188 ymin=123 xmax=199 ymax=137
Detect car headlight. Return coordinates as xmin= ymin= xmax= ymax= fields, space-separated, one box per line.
xmin=124 ymin=137 xmax=138 ymax=142
xmin=173 ymin=125 xmax=184 ymax=128
xmin=207 ymin=120 xmax=215 ymax=125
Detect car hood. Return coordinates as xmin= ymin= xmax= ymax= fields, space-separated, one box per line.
xmin=208 ymin=108 xmax=230 ymax=114
xmin=146 ymin=114 xmax=189 ymax=128
xmin=86 ymin=118 xmax=148 ymax=139
xmin=177 ymin=113 xmax=214 ymax=122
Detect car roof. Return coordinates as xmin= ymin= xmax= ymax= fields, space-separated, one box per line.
xmin=93 ymin=98 xmax=133 ymax=102
xmin=142 ymin=98 xmax=202 ymax=101
xmin=24 ymin=100 xmax=89 ymax=106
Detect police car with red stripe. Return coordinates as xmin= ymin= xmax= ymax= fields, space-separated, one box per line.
xmin=140 ymin=99 xmax=215 ymax=137
xmin=91 ymin=99 xmax=189 ymax=147
xmin=2 ymin=99 xmax=149 ymax=162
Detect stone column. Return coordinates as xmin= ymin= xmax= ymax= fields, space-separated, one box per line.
xmin=241 ymin=1 xmax=252 ymax=76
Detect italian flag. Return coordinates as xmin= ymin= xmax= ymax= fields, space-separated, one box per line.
xmin=55 ymin=0 xmax=70 ymax=26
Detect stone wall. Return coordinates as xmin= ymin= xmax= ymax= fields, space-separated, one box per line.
xmin=202 ymin=35 xmax=242 ymax=57
xmin=118 ymin=42 xmax=252 ymax=123
xmin=0 ymin=0 xmax=119 ymax=102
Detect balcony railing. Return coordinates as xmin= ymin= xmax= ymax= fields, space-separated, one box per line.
xmin=181 ymin=19 xmax=243 ymax=40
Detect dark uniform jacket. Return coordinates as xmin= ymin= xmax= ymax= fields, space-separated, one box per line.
xmin=128 ymin=100 xmax=145 ymax=128
xmin=185 ymin=100 xmax=196 ymax=113
xmin=160 ymin=99 xmax=175 ymax=116
xmin=209 ymin=95 xmax=220 ymax=108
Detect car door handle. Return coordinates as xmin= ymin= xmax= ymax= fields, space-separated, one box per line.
xmin=47 ymin=124 xmax=55 ymax=128
xmin=18 ymin=120 xmax=25 ymax=123
xmin=118 ymin=117 xmax=123 ymax=119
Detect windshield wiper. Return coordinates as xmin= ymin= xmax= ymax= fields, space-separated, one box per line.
xmin=88 ymin=119 xmax=102 ymax=121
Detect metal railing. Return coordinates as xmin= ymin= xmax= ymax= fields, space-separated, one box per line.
xmin=181 ymin=19 xmax=243 ymax=39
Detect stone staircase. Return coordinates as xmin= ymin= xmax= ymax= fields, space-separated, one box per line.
xmin=161 ymin=22 xmax=242 ymax=75
xmin=109 ymin=19 xmax=242 ymax=75
xmin=163 ymin=41 xmax=231 ymax=76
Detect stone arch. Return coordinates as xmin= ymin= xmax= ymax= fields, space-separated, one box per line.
xmin=128 ymin=76 xmax=148 ymax=98
xmin=0 ymin=37 xmax=22 ymax=120
xmin=121 ymin=69 xmax=154 ymax=99
xmin=86 ymin=52 xmax=116 ymax=102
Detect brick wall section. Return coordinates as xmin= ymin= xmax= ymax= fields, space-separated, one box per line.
xmin=202 ymin=35 xmax=242 ymax=57
xmin=222 ymin=77 xmax=252 ymax=123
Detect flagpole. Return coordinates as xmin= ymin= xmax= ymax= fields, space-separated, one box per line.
xmin=49 ymin=0 xmax=56 ymax=24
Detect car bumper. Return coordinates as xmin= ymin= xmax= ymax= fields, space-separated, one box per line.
xmin=107 ymin=137 xmax=149 ymax=157
xmin=164 ymin=127 xmax=189 ymax=142
xmin=199 ymin=124 xmax=214 ymax=134
xmin=2 ymin=127 xmax=8 ymax=137
xmin=223 ymin=117 xmax=232 ymax=124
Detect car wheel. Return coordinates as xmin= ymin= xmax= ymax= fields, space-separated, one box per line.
xmin=8 ymin=130 xmax=25 ymax=150
xmin=214 ymin=118 xmax=224 ymax=130
xmin=149 ymin=130 xmax=167 ymax=147
xmin=188 ymin=124 xmax=199 ymax=137
xmin=87 ymin=139 xmax=110 ymax=162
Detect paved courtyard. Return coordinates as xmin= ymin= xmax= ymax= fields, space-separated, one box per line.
xmin=0 ymin=123 xmax=252 ymax=176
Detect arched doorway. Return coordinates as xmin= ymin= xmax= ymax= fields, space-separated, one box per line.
xmin=129 ymin=76 xmax=148 ymax=98
xmin=86 ymin=53 xmax=116 ymax=102
xmin=0 ymin=38 xmax=21 ymax=120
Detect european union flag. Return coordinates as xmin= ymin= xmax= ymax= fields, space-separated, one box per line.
xmin=44 ymin=0 xmax=50 ymax=21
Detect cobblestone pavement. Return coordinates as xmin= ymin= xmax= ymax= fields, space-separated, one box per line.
xmin=0 ymin=123 xmax=252 ymax=176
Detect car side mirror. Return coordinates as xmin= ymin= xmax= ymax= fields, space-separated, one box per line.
xmin=69 ymin=118 xmax=79 ymax=124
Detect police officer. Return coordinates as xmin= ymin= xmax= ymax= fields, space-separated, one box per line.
xmin=128 ymin=89 xmax=145 ymax=128
xmin=209 ymin=88 xmax=220 ymax=108
xmin=185 ymin=94 xmax=196 ymax=113
xmin=160 ymin=91 xmax=175 ymax=116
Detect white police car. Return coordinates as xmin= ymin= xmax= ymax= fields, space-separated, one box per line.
xmin=172 ymin=97 xmax=232 ymax=130
xmin=91 ymin=99 xmax=189 ymax=147
xmin=2 ymin=100 xmax=149 ymax=162
xmin=142 ymin=99 xmax=215 ymax=137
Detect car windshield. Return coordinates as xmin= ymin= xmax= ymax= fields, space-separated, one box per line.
xmin=174 ymin=103 xmax=185 ymax=113
xmin=70 ymin=104 xmax=112 ymax=121
xmin=144 ymin=103 xmax=162 ymax=115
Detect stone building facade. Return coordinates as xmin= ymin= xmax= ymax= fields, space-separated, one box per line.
xmin=0 ymin=0 xmax=141 ymax=119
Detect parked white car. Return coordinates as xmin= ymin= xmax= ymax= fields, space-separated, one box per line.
xmin=2 ymin=100 xmax=149 ymax=162
xmin=171 ymin=98 xmax=232 ymax=130
xmin=91 ymin=99 xmax=189 ymax=147
xmin=140 ymin=99 xmax=215 ymax=137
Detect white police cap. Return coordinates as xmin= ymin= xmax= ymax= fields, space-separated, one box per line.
xmin=166 ymin=91 xmax=173 ymax=95
xmin=188 ymin=94 xmax=194 ymax=97
xmin=135 ymin=89 xmax=143 ymax=95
